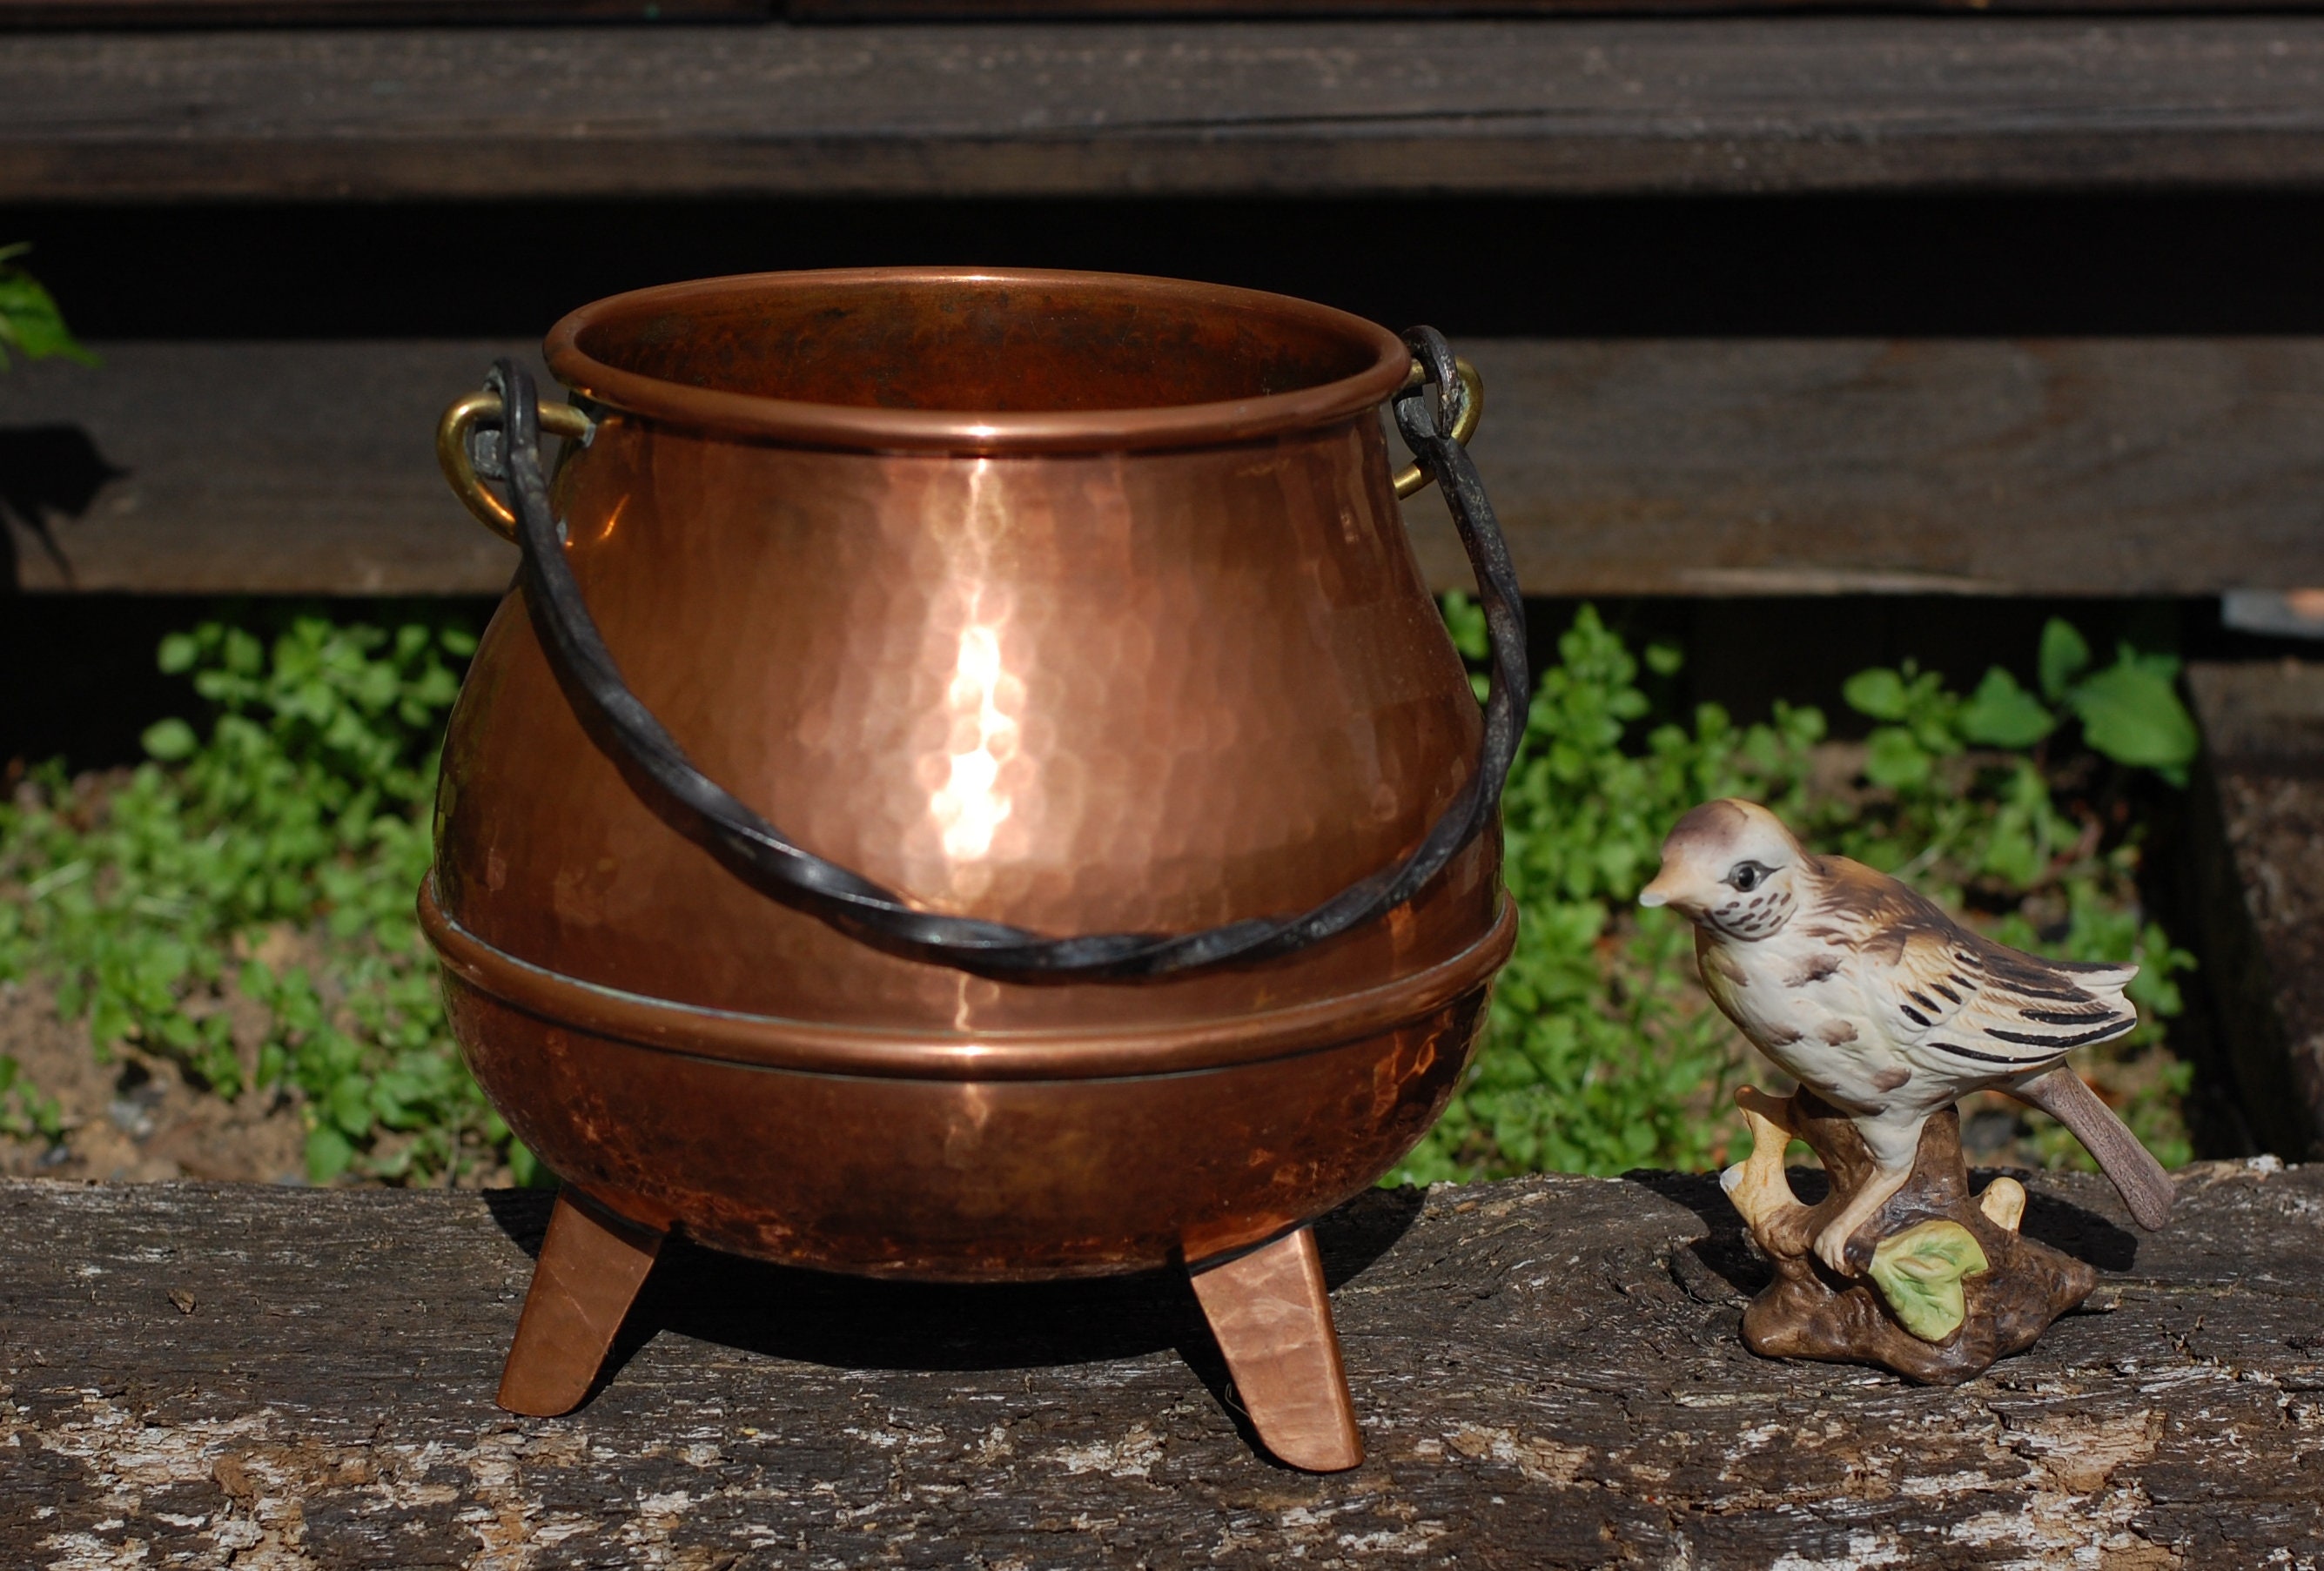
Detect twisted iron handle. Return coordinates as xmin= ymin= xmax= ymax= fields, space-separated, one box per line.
xmin=481 ymin=330 xmax=1525 ymax=980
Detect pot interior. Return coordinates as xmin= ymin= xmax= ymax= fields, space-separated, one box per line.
xmin=563 ymin=270 xmax=1395 ymax=417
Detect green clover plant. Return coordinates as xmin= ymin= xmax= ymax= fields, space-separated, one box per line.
xmin=0 ymin=612 xmax=540 ymax=1185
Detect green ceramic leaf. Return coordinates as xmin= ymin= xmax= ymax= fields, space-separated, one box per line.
xmin=1958 ymin=667 xmax=2057 ymax=749
xmin=1869 ymin=1219 xmax=1991 ymax=1342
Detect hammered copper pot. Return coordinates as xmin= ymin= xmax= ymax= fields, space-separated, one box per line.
xmin=423 ymin=268 xmax=1519 ymax=1472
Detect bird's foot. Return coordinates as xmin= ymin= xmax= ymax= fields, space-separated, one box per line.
xmin=1811 ymin=1221 xmax=1864 ymax=1277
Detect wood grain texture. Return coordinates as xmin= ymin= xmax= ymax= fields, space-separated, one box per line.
xmin=8 ymin=337 xmax=2324 ymax=596
xmin=0 ymin=0 xmax=757 ymax=23
xmin=0 ymin=1164 xmax=2319 ymax=1566
xmin=0 ymin=339 xmax=534 ymax=594
xmin=9 ymin=18 xmax=2324 ymax=201
xmin=1407 ymin=337 xmax=2324 ymax=598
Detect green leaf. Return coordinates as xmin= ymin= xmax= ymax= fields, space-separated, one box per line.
xmin=1643 ymin=642 xmax=1683 ymax=677
xmin=2069 ymin=656 xmax=2199 ymax=779
xmin=2039 ymin=619 xmax=2091 ymax=702
xmin=305 ymin=1125 xmax=355 ymax=1185
xmin=0 ymin=248 xmax=97 ymax=371
xmin=1978 ymin=812 xmax=2046 ymax=887
xmin=1439 ymin=591 xmax=1489 ymax=664
xmin=507 ymin=1138 xmax=551 ymax=1188
xmin=1868 ymin=1219 xmax=1992 ymax=1342
xmin=326 ymin=1071 xmax=374 ymax=1137
xmin=1957 ymin=668 xmax=2056 ymax=749
xmin=140 ymin=718 xmax=199 ymax=762
xmin=1864 ymin=726 xmax=1933 ymax=789
xmin=157 ymin=634 xmax=200 ymax=674
xmin=1843 ymin=668 xmax=1911 ymax=722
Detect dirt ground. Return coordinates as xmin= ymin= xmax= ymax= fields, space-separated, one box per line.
xmin=0 ymin=974 xmax=308 ymax=1185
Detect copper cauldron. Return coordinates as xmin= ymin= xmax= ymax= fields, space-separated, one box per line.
xmin=424 ymin=269 xmax=1525 ymax=1472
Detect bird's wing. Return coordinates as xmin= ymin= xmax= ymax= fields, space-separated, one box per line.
xmin=1810 ymin=858 xmax=2167 ymax=1230
xmin=1931 ymin=930 xmax=2139 ymax=1071
xmin=1823 ymin=860 xmax=2139 ymax=1076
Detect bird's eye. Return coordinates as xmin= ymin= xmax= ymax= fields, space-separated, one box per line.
xmin=1729 ymin=863 xmax=1763 ymax=892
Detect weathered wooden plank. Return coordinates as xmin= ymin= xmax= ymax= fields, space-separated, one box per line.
xmin=1410 ymin=337 xmax=2324 ymax=598
xmin=0 ymin=1163 xmax=2318 ymax=1565
xmin=8 ymin=19 xmax=2324 ymax=202
xmin=0 ymin=339 xmax=536 ymax=595
xmin=7 ymin=337 xmax=2324 ymax=596
xmin=0 ymin=0 xmax=754 ymax=23
xmin=2185 ymin=662 xmax=2324 ymax=1162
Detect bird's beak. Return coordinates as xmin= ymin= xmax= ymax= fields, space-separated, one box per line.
xmin=1638 ymin=870 xmax=1675 ymax=909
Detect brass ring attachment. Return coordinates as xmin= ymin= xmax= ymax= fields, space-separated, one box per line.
xmin=437 ymin=390 xmax=596 ymax=543
xmin=1391 ymin=355 xmax=1482 ymax=500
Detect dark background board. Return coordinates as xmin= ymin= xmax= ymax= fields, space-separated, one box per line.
xmin=9 ymin=21 xmax=2324 ymax=605
xmin=8 ymin=193 xmax=2324 ymax=602
xmin=13 ymin=20 xmax=2324 ymax=203
xmin=9 ymin=335 xmax=2324 ymax=599
xmin=7 ymin=18 xmax=2324 ymax=761
xmin=0 ymin=0 xmax=762 ymax=22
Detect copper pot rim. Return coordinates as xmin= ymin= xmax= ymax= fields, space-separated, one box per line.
xmin=541 ymin=266 xmax=1414 ymax=455
xmin=420 ymin=879 xmax=1514 ymax=1083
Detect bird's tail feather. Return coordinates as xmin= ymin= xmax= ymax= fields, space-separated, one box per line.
xmin=2005 ymin=1065 xmax=2174 ymax=1230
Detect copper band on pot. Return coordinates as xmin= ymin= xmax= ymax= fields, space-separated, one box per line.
xmin=421 ymin=877 xmax=1515 ymax=1084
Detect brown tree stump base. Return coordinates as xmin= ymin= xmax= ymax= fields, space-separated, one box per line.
xmin=1724 ymin=1086 xmax=2098 ymax=1385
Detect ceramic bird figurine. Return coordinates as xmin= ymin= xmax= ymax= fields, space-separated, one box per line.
xmin=1640 ymin=798 xmax=2174 ymax=1275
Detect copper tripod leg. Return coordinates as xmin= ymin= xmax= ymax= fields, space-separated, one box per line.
xmin=1188 ymin=1225 xmax=1363 ymax=1472
xmin=497 ymin=1189 xmax=665 ymax=1417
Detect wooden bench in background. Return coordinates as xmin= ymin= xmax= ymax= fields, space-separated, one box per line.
xmin=5 ymin=336 xmax=2324 ymax=597
xmin=5 ymin=18 xmax=2324 ymax=596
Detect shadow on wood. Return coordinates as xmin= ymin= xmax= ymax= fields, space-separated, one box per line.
xmin=0 ymin=424 xmax=124 ymax=589
xmin=480 ymin=1180 xmax=1424 ymax=1470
